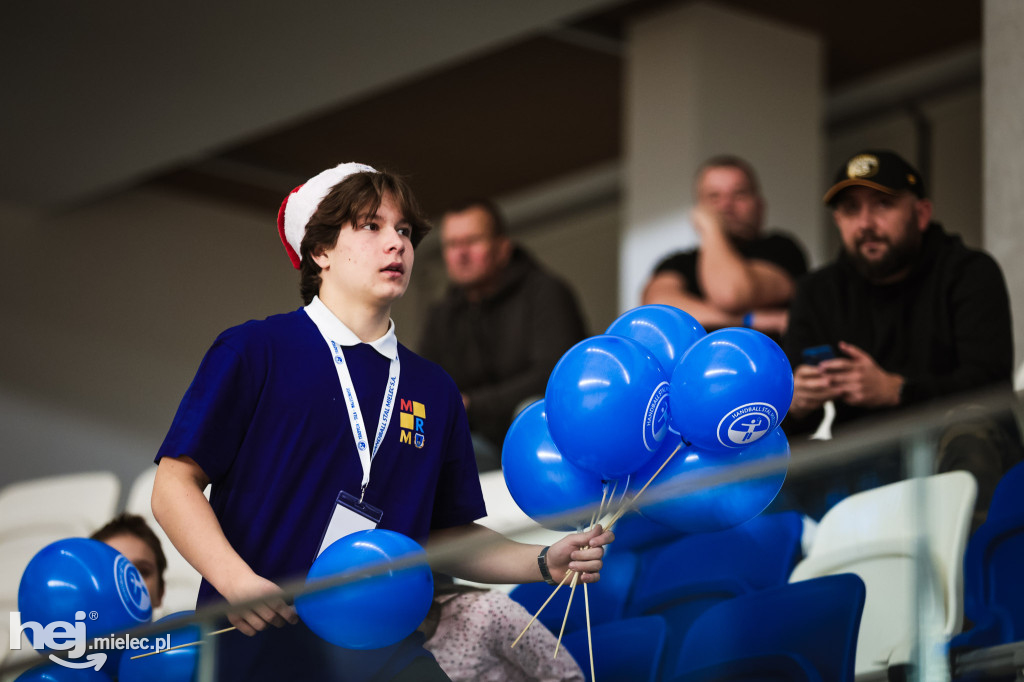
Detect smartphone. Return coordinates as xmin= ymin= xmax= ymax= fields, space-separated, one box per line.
xmin=801 ymin=344 xmax=836 ymax=366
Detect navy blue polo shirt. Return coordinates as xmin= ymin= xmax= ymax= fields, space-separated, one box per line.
xmin=156 ymin=304 xmax=487 ymax=605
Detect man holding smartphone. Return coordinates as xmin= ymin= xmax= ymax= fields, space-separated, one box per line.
xmin=783 ymin=150 xmax=1021 ymax=521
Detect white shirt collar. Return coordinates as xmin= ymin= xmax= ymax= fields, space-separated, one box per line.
xmin=304 ymin=296 xmax=399 ymax=360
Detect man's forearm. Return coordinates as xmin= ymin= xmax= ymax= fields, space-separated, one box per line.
xmin=696 ymin=225 xmax=758 ymax=312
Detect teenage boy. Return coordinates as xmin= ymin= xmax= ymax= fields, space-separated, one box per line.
xmin=152 ymin=163 xmax=612 ymax=681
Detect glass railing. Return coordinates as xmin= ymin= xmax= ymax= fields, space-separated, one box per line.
xmin=3 ymin=386 xmax=1021 ymax=681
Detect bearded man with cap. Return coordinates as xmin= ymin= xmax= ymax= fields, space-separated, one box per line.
xmin=782 ymin=149 xmax=1023 ymax=522
xmin=150 ymin=164 xmax=613 ymax=682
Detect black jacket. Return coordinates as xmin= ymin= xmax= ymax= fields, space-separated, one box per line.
xmin=783 ymin=223 xmax=1014 ymax=436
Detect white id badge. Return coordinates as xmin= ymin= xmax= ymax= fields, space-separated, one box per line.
xmin=315 ymin=491 xmax=384 ymax=559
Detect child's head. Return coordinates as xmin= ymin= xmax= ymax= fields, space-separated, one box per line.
xmin=91 ymin=512 xmax=167 ymax=609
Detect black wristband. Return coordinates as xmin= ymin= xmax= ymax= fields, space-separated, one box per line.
xmin=537 ymin=546 xmax=558 ymax=586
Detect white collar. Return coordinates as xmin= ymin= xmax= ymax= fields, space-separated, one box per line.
xmin=304 ymin=296 xmax=399 ymax=360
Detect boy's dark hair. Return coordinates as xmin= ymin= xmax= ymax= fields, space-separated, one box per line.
xmin=91 ymin=512 xmax=167 ymax=596
xmin=299 ymin=170 xmax=432 ymax=304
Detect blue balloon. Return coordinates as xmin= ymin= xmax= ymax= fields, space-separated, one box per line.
xmin=546 ymin=335 xmax=670 ymax=478
xmin=634 ymin=426 xmax=790 ymax=533
xmin=296 ymin=529 xmax=433 ymax=650
xmin=669 ymin=327 xmax=794 ymax=452
xmin=502 ymin=400 xmax=610 ymax=531
xmin=18 ymin=538 xmax=153 ymax=662
xmin=118 ymin=611 xmax=200 ymax=682
xmin=15 ymin=664 xmax=113 ymax=682
xmin=605 ymin=304 xmax=706 ymax=375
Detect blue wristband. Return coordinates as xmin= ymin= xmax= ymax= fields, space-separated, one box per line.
xmin=742 ymin=312 xmax=754 ymax=328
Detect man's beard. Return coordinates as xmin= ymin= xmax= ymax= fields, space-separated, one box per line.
xmin=847 ymin=212 xmax=923 ymax=283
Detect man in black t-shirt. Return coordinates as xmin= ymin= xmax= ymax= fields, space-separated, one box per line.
xmin=642 ymin=155 xmax=807 ymax=340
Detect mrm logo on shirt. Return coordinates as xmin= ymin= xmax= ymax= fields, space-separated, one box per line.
xmin=399 ymin=400 xmax=426 ymax=448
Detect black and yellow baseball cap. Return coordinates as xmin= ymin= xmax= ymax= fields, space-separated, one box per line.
xmin=823 ymin=150 xmax=927 ymax=204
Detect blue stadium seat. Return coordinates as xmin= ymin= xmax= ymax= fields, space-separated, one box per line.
xmin=606 ymin=511 xmax=687 ymax=554
xmin=625 ymin=511 xmax=804 ymax=672
xmin=951 ymin=461 xmax=1024 ymax=650
xmin=562 ymin=615 xmax=668 ymax=682
xmin=669 ymin=573 xmax=866 ymax=682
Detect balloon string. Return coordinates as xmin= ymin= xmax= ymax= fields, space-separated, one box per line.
xmin=610 ymin=475 xmax=633 ymax=525
xmin=128 ymin=626 xmax=236 ymax=660
xmin=511 ymin=570 xmax=574 ymax=648
xmin=606 ymin=442 xmax=683 ymax=529
xmin=602 ymin=479 xmax=620 ymax=527
xmin=553 ymin=571 xmax=580 ymax=658
xmin=590 ymin=483 xmax=610 ymax=531
xmin=583 ymin=581 xmax=595 ymax=681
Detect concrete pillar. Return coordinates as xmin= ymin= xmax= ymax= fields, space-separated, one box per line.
xmin=620 ymin=1 xmax=823 ymax=313
xmin=983 ymin=0 xmax=1024 ymax=367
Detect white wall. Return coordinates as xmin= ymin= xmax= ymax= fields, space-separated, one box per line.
xmin=984 ymin=0 xmax=1024 ymax=366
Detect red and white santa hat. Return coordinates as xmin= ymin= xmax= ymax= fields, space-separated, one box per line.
xmin=276 ymin=162 xmax=377 ymax=268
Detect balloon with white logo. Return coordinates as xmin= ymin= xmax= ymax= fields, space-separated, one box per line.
xmin=545 ymin=335 xmax=670 ymax=479
xmin=633 ymin=425 xmax=790 ymax=533
xmin=18 ymin=538 xmax=152 ymax=667
xmin=669 ymin=328 xmax=793 ymax=454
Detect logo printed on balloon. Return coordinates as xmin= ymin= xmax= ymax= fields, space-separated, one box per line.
xmin=716 ymin=402 xmax=778 ymax=448
xmin=642 ymin=382 xmax=670 ymax=452
xmin=113 ymin=555 xmax=151 ymax=622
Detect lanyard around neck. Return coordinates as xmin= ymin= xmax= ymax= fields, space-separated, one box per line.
xmin=306 ymin=308 xmax=400 ymax=499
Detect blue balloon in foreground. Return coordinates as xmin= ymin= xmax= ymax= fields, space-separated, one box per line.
xmin=15 ymin=665 xmax=112 ymax=682
xmin=503 ymin=400 xmax=608 ymax=531
xmin=18 ymin=538 xmax=153 ymax=654
xmin=546 ymin=335 xmax=670 ymax=478
xmin=605 ymin=304 xmax=706 ymax=375
xmin=635 ymin=426 xmax=789 ymax=534
xmin=118 ymin=611 xmax=200 ymax=682
xmin=670 ymin=327 xmax=794 ymax=452
xmin=296 ymin=530 xmax=433 ymax=650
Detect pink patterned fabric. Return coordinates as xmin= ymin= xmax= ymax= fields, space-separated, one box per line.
xmin=424 ymin=591 xmax=586 ymax=682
